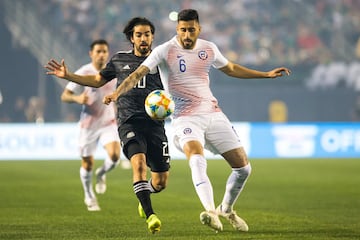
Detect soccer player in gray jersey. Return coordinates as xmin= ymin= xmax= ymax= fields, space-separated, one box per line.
xmin=45 ymin=17 xmax=169 ymax=234
xmin=104 ymin=9 xmax=291 ymax=233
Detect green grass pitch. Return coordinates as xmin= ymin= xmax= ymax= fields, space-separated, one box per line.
xmin=0 ymin=159 xmax=359 ymax=240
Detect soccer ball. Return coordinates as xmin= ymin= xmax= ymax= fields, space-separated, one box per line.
xmin=145 ymin=90 xmax=175 ymax=120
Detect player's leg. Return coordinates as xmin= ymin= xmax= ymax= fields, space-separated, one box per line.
xmin=102 ymin=140 xmax=121 ymax=171
xmin=217 ymin=147 xmax=250 ymax=231
xmin=138 ymin=125 xmax=170 ymax=233
xmin=207 ymin=112 xmax=251 ymax=231
xmin=146 ymin=124 xmax=170 ymax=194
xmin=95 ymin=125 xmax=121 ymax=194
xmin=130 ymin=152 xmax=160 ymax=233
xmin=80 ymin=155 xmax=100 ymax=211
xmin=78 ymin=128 xmax=100 ymax=211
xmin=183 ymin=140 xmax=223 ymax=232
xmin=221 ymin=147 xmax=250 ymax=209
xmin=183 ymin=140 xmax=216 ymax=212
xmin=173 ymin=115 xmax=222 ymax=231
xmin=149 ymin=171 xmax=169 ymax=193
xmin=137 ymin=170 xmax=169 ymax=218
xmin=119 ymin=122 xmax=160 ymax=233
xmin=131 ymin=152 xmax=154 ymax=217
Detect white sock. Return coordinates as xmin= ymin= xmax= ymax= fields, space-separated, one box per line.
xmin=97 ymin=156 xmax=117 ymax=177
xmin=79 ymin=167 xmax=95 ymax=199
xmin=220 ymin=163 xmax=252 ymax=213
xmin=148 ymin=179 xmax=156 ymax=193
xmin=189 ymin=154 xmax=215 ymax=211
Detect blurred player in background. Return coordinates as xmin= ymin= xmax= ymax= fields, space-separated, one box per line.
xmin=103 ymin=9 xmax=291 ymax=232
xmin=46 ymin=18 xmax=169 ymax=234
xmin=60 ymin=39 xmax=126 ymax=211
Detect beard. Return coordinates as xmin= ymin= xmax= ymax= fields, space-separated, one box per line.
xmin=136 ymin=44 xmax=151 ymax=56
xmin=182 ymin=39 xmax=194 ymax=49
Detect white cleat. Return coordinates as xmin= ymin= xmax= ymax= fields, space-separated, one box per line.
xmin=216 ymin=205 xmax=249 ymax=232
xmin=84 ymin=198 xmax=101 ymax=211
xmin=95 ymin=168 xmax=106 ymax=194
xmin=200 ymin=211 xmax=223 ymax=232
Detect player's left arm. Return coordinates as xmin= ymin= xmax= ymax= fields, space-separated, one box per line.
xmin=103 ymin=65 xmax=150 ymax=105
xmin=219 ymin=61 xmax=291 ymax=79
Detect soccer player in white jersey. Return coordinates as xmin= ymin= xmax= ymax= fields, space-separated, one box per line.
xmin=103 ymin=9 xmax=291 ymax=232
xmin=61 ymin=39 xmax=123 ymax=211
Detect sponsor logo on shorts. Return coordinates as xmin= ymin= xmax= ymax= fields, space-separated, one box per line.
xmin=126 ymin=131 xmax=135 ymax=138
xmin=183 ymin=128 xmax=192 ymax=135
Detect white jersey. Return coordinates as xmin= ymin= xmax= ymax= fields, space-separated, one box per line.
xmin=141 ymin=36 xmax=228 ymax=118
xmin=65 ymin=63 xmax=117 ymax=129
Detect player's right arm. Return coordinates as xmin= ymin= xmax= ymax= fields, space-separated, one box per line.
xmin=45 ymin=59 xmax=107 ymax=87
xmin=61 ymin=89 xmax=88 ymax=105
xmin=103 ymin=65 xmax=150 ymax=105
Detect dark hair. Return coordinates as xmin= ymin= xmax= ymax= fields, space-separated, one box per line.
xmin=90 ymin=39 xmax=108 ymax=50
xmin=123 ymin=17 xmax=155 ymax=42
xmin=177 ymin=9 xmax=199 ymax=23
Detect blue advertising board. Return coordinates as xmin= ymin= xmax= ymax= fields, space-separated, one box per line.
xmin=249 ymin=123 xmax=360 ymax=158
xmin=0 ymin=122 xmax=359 ymax=160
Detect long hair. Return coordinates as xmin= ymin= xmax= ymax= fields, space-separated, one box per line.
xmin=123 ymin=17 xmax=155 ymax=42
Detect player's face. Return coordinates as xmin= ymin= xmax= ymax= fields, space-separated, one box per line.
xmin=89 ymin=44 xmax=109 ymax=70
xmin=176 ymin=20 xmax=201 ymax=49
xmin=131 ymin=25 xmax=154 ymax=57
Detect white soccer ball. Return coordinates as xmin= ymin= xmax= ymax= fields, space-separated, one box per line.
xmin=145 ymin=90 xmax=175 ymax=120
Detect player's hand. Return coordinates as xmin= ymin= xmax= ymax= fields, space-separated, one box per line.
xmin=267 ymin=67 xmax=291 ymax=78
xmin=44 ymin=59 xmax=68 ymax=79
xmin=103 ymin=92 xmax=118 ymax=105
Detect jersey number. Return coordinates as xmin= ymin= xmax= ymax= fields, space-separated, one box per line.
xmin=134 ymin=76 xmax=146 ymax=88
xmin=162 ymin=142 xmax=169 ymax=156
xmin=179 ymin=59 xmax=186 ymax=72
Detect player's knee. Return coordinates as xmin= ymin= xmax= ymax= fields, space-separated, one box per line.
xmin=108 ymin=152 xmax=120 ymax=163
xmin=151 ymin=178 xmax=168 ymax=192
xmin=154 ymin=183 xmax=166 ymax=192
xmin=83 ymin=165 xmax=92 ymax=171
xmin=82 ymin=157 xmax=93 ymax=171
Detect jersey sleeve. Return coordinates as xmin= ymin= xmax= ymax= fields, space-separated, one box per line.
xmin=67 ymin=66 xmax=87 ymax=94
xmin=65 ymin=81 xmax=84 ymax=94
xmin=100 ymin=60 xmax=117 ymax=82
xmin=211 ymin=42 xmax=229 ymax=69
xmin=141 ymin=44 xmax=166 ymax=71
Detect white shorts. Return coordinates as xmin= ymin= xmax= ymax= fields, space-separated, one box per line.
xmin=171 ymin=112 xmax=242 ymax=155
xmin=78 ymin=123 xmax=120 ymax=157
